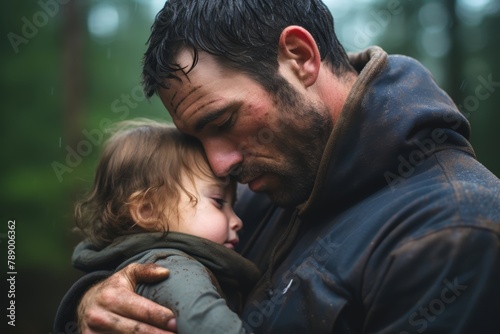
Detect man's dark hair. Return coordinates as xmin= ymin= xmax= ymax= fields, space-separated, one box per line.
xmin=142 ymin=0 xmax=353 ymax=98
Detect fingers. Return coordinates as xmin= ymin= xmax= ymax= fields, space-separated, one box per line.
xmin=124 ymin=263 xmax=170 ymax=285
xmin=81 ymin=311 xmax=176 ymax=334
xmin=78 ymin=263 xmax=176 ymax=334
xmin=104 ymin=282 xmax=176 ymax=329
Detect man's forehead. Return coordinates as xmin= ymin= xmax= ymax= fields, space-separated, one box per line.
xmin=157 ymin=72 xmax=197 ymax=115
xmin=160 ymin=51 xmax=232 ymax=122
xmin=160 ymin=50 xmax=214 ymax=113
xmin=169 ymin=85 xmax=203 ymax=115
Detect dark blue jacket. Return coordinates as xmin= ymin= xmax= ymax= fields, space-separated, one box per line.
xmin=54 ymin=47 xmax=500 ymax=333
xmin=237 ymin=47 xmax=500 ymax=333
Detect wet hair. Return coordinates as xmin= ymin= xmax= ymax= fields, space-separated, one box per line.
xmin=142 ymin=0 xmax=354 ymax=97
xmin=75 ymin=119 xmax=228 ymax=248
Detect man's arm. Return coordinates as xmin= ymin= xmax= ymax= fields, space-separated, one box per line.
xmin=54 ymin=270 xmax=111 ymax=334
xmin=54 ymin=263 xmax=176 ymax=334
xmin=362 ymin=226 xmax=500 ymax=333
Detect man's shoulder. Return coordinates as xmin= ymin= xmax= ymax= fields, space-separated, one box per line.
xmin=315 ymin=150 xmax=500 ymax=257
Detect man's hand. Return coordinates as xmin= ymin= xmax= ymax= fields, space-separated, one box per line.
xmin=78 ymin=263 xmax=177 ymax=334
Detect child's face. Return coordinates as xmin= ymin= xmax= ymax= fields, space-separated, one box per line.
xmin=167 ymin=174 xmax=242 ymax=249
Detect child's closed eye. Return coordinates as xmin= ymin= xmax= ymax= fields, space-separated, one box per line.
xmin=212 ymin=197 xmax=227 ymax=208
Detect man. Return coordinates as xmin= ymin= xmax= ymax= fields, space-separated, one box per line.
xmin=54 ymin=0 xmax=500 ymax=333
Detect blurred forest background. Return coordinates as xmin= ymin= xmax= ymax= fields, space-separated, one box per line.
xmin=1 ymin=0 xmax=499 ymax=333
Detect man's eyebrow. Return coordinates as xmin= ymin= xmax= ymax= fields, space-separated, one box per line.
xmin=194 ymin=106 xmax=231 ymax=132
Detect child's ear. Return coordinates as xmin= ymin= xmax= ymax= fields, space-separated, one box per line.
xmin=129 ymin=199 xmax=158 ymax=230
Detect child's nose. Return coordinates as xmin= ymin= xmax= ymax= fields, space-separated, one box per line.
xmin=230 ymin=211 xmax=243 ymax=232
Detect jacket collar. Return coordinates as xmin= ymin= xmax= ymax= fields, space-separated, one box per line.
xmin=299 ymin=46 xmax=474 ymax=218
xmin=73 ymin=231 xmax=261 ymax=291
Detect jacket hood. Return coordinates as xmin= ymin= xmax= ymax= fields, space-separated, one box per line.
xmin=300 ymin=46 xmax=474 ymax=217
xmin=73 ymin=232 xmax=261 ymax=291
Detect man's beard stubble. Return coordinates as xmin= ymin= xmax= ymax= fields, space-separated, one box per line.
xmin=268 ymin=102 xmax=332 ymax=208
xmin=237 ymin=78 xmax=333 ymax=208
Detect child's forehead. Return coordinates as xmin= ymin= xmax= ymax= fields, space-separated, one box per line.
xmin=206 ymin=177 xmax=235 ymax=192
xmin=196 ymin=174 xmax=237 ymax=195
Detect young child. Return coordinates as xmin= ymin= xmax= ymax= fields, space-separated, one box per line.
xmin=72 ymin=119 xmax=259 ymax=333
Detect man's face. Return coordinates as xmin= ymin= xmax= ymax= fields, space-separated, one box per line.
xmin=158 ymin=49 xmax=332 ymax=207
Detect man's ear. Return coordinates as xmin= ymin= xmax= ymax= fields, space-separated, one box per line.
xmin=129 ymin=199 xmax=159 ymax=230
xmin=278 ymin=25 xmax=321 ymax=87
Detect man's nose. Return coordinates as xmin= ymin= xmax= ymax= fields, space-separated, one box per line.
xmin=203 ymin=139 xmax=242 ymax=177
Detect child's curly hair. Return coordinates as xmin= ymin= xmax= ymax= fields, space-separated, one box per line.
xmin=75 ymin=119 xmax=223 ymax=248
